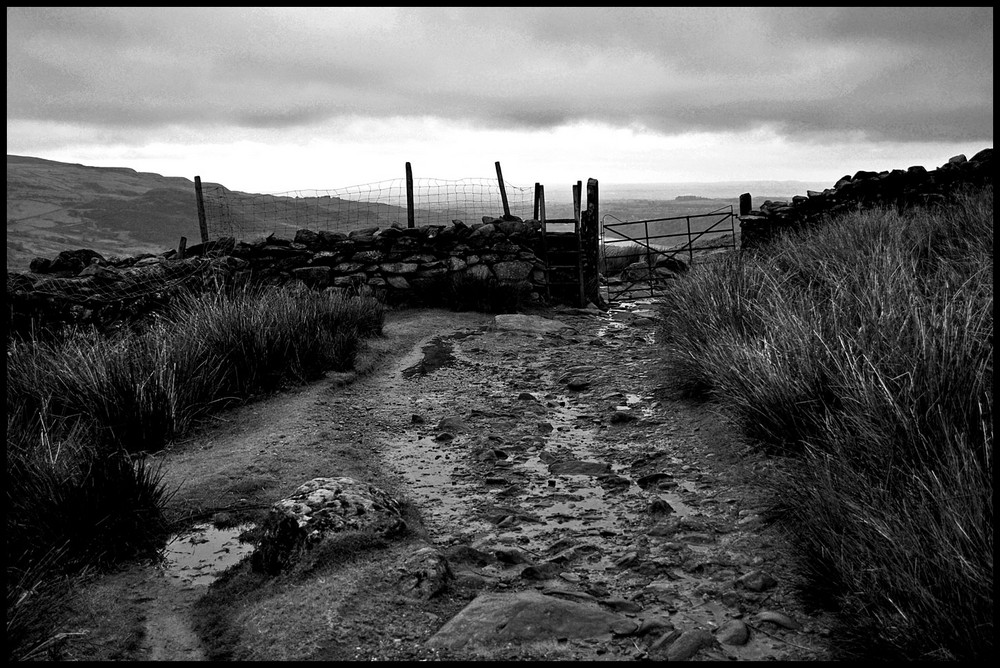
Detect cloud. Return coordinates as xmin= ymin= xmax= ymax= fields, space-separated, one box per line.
xmin=5 ymin=7 xmax=993 ymax=147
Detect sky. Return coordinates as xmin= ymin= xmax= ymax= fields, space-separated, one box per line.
xmin=6 ymin=7 xmax=994 ymax=195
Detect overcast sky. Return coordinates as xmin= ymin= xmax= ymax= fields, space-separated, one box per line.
xmin=6 ymin=7 xmax=994 ymax=194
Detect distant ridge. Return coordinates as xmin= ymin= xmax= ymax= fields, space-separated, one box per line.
xmin=7 ymin=154 xmax=206 ymax=272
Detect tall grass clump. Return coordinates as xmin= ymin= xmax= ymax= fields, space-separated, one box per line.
xmin=6 ymin=283 xmax=384 ymax=658
xmin=6 ymin=410 xmax=172 ymax=661
xmin=656 ymin=186 xmax=992 ymax=660
xmin=7 ymin=284 xmax=384 ymax=453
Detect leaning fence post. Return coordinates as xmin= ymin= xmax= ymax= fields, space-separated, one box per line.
xmin=194 ymin=176 xmax=209 ymax=243
xmin=495 ymin=161 xmax=511 ymax=218
xmin=405 ymin=162 xmax=415 ymax=228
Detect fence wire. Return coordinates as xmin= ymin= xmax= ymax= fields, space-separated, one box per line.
xmin=201 ymin=177 xmax=536 ymax=242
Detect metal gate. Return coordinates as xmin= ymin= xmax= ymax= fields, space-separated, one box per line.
xmin=600 ymin=206 xmax=737 ymax=304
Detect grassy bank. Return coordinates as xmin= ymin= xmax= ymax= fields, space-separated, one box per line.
xmin=655 ymin=186 xmax=992 ymax=660
xmin=6 ymin=283 xmax=385 ymax=661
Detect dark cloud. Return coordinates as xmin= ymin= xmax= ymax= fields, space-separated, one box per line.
xmin=5 ymin=7 xmax=993 ymax=145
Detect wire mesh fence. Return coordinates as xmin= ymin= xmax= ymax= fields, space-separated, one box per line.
xmin=201 ymin=176 xmax=536 ymax=242
xmin=11 ymin=171 xmax=540 ymax=332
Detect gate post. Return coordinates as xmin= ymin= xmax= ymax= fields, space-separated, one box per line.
xmin=405 ymin=162 xmax=415 ymax=228
xmin=580 ymin=178 xmax=607 ymax=309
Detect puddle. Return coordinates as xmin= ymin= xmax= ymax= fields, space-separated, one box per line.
xmin=160 ymin=523 xmax=256 ymax=587
xmin=400 ymin=329 xmax=486 ymax=379
xmin=401 ymin=336 xmax=457 ymax=378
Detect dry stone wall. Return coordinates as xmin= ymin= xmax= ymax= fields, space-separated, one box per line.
xmin=7 ymin=215 xmax=553 ymax=336
xmin=739 ymin=148 xmax=993 ymax=250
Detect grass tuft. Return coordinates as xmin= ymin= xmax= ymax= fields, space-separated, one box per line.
xmin=656 ymin=186 xmax=993 ymax=660
xmin=6 ymin=282 xmax=385 ymax=657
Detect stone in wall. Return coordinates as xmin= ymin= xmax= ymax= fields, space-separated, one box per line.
xmin=493 ymin=261 xmax=533 ymax=281
xmin=8 ymin=211 xmax=571 ymax=335
xmin=738 ymin=148 xmax=993 ymax=250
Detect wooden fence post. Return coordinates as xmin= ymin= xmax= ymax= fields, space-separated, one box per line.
xmin=495 ymin=161 xmax=511 ymax=218
xmin=177 ymin=236 xmax=187 ymax=260
xmin=537 ymin=184 xmax=546 ymax=224
xmin=405 ymin=162 xmax=415 ymax=228
xmin=533 ymin=182 xmax=541 ymax=221
xmin=194 ymin=176 xmax=209 ymax=243
xmin=581 ymin=178 xmax=605 ymax=309
xmin=573 ymin=181 xmax=585 ymax=307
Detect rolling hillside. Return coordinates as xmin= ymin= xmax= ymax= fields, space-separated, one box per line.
xmin=6 ymin=155 xmax=206 ymax=272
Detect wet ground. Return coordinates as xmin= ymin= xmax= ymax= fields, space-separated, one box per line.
xmin=140 ymin=302 xmax=834 ymax=661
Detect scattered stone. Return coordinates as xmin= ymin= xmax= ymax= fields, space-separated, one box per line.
xmin=443 ymin=544 xmax=496 ymax=567
xmin=720 ymin=590 xmax=742 ymax=608
xmin=610 ymin=618 xmax=641 ymax=636
xmin=737 ymin=569 xmax=778 ymax=592
xmin=615 ymin=551 xmax=642 ymax=569
xmin=643 ymin=580 xmax=675 ymax=603
xmin=648 ymin=628 xmax=682 ymax=655
xmin=716 ymin=619 xmax=750 ymax=645
xmin=520 ymin=562 xmax=563 ymax=580
xmin=437 ymin=416 xmax=468 ymax=432
xmin=647 ymin=498 xmax=675 ymax=516
xmin=396 ymin=546 xmax=454 ymax=600
xmin=755 ymin=610 xmax=801 ymax=630
xmin=609 ymin=410 xmax=636 ymax=423
xmin=636 ymin=472 xmax=672 ymax=490
xmin=598 ymin=474 xmax=630 ymax=491
xmin=600 ymin=597 xmax=643 ymax=613
xmin=636 ymin=617 xmax=674 ymax=637
xmin=494 ymin=547 xmax=533 ymax=565
xmin=665 ymin=628 xmax=718 ymax=661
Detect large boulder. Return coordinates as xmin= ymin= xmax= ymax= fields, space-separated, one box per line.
xmin=251 ymin=477 xmax=406 ymax=574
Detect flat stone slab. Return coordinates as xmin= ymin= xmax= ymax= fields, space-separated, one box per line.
xmin=426 ymin=590 xmax=632 ymax=651
xmin=492 ymin=314 xmax=574 ymax=334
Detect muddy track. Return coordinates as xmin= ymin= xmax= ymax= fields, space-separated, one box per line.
xmin=64 ymin=304 xmax=835 ymax=661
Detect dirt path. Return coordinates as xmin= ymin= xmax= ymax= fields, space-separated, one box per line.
xmin=64 ymin=304 xmax=835 ymax=661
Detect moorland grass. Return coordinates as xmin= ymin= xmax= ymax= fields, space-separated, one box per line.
xmin=655 ymin=186 xmax=993 ymax=660
xmin=5 ymin=283 xmax=385 ymax=661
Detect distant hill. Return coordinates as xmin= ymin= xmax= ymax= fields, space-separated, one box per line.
xmin=6 ymin=155 xmax=206 ymax=272
xmin=6 ymin=154 xmax=831 ymax=273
